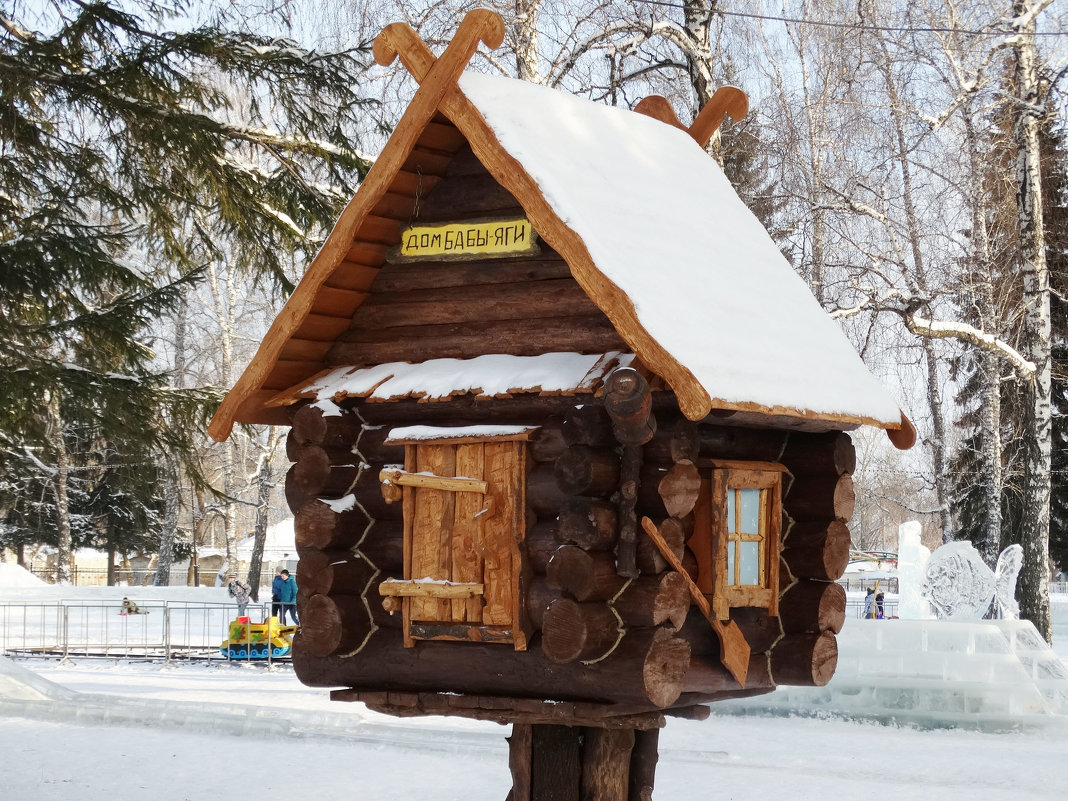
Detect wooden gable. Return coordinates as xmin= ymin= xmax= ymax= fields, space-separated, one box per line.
xmin=325 ymin=142 xmax=626 ymax=371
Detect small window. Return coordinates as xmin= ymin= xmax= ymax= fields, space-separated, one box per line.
xmin=690 ymin=462 xmax=783 ymax=620
xmin=378 ymin=426 xmax=534 ymax=650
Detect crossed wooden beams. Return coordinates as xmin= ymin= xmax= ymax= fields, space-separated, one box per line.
xmin=373 ymin=9 xmax=748 ymax=145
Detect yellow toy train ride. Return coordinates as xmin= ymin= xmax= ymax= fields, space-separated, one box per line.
xmin=220 ymin=616 xmax=298 ymax=659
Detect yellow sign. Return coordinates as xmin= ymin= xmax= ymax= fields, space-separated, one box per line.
xmin=396 ymin=218 xmax=539 ymax=261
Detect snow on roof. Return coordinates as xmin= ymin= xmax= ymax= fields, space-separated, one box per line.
xmin=458 ymin=72 xmax=901 ymax=426
xmin=233 ymin=517 xmax=296 ymax=560
xmin=298 ymin=352 xmax=632 ymax=404
xmin=385 ymin=424 xmax=537 ymax=444
xmin=0 ymin=562 xmax=46 ymax=588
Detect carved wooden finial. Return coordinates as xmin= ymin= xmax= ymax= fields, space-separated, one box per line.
xmin=688 ymin=86 xmax=749 ymax=147
xmin=373 ymin=9 xmax=505 ymax=88
xmin=634 ymin=87 xmax=749 ymax=148
xmin=633 ymin=96 xmax=688 ymax=132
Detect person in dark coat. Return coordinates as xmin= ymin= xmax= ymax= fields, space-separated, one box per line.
xmin=278 ymin=569 xmax=299 ymax=625
xmin=271 ymin=568 xmax=285 ymax=619
xmin=875 ymin=592 xmax=885 ymax=620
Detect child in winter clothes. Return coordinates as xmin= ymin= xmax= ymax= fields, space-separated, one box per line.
xmin=120 ymin=597 xmax=147 ymax=615
xmin=227 ymin=574 xmax=251 ymax=617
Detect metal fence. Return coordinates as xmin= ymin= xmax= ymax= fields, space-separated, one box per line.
xmin=0 ymin=600 xmax=288 ymax=664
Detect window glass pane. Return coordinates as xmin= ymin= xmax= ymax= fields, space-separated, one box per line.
xmin=738 ymin=541 xmax=760 ymax=586
xmin=726 ymin=489 xmax=736 ymax=533
xmin=727 ymin=541 xmax=736 ymax=586
xmin=738 ymin=489 xmax=761 ymax=534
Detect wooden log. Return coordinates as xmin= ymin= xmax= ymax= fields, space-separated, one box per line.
xmin=616 ymin=444 xmax=641 ymax=579
xmin=353 ymin=424 xmax=406 ymax=464
xmin=291 ymin=403 xmax=362 ymax=449
xmin=416 ymin=171 xmax=525 ymax=223
xmin=355 ymin=278 xmax=603 ymax=329
xmin=286 ymin=430 xmax=356 ymax=464
xmin=628 ymin=728 xmax=659 ymax=801
xmin=328 ymin=315 xmax=627 ymax=365
xmin=356 ymin=398 xmax=586 ymax=429
xmin=769 ymin=631 xmax=838 ymax=686
xmin=698 ymin=424 xmax=788 ymax=462
xmin=781 ymin=431 xmax=856 ymax=477
xmin=562 ymin=405 xmax=615 ymax=447
xmin=294 ymin=498 xmax=368 ymax=550
xmin=373 ymin=257 xmax=572 ymax=295
xmin=299 ymin=594 xmax=378 ymax=657
xmin=525 ymin=576 xmax=563 ymax=630
xmin=677 ymin=651 xmax=775 ymax=699
xmin=779 ymin=579 xmax=846 ymax=635
xmin=611 ymin=571 xmax=690 ymax=630
xmin=555 ymin=446 xmax=621 ymax=498
xmin=350 ymin=523 xmax=404 ymax=573
xmin=555 ymin=498 xmax=619 ymax=551
xmin=783 ymin=473 xmax=854 ymax=522
xmin=297 ymin=549 xmax=375 ymax=597
xmin=287 ymin=447 xmax=361 ymax=499
xmin=295 ymin=626 xmax=690 ymax=709
xmin=656 ymin=460 xmax=700 ymax=518
xmin=581 ymin=727 xmax=635 ymax=801
xmin=727 ymin=607 xmax=781 ymax=654
xmin=635 ymin=515 xmax=687 ymax=575
xmin=604 ymin=368 xmax=656 ymax=447
xmin=635 ymin=464 xmax=668 ymax=517
xmin=350 ymin=467 xmax=405 ymax=521
xmin=781 ymin=519 xmax=851 ymax=581
xmin=528 ymin=463 xmax=568 ymax=517
xmin=642 ymin=418 xmax=699 ymax=465
xmin=530 ymin=419 xmax=568 ymax=463
xmin=526 ymin=522 xmax=559 ymax=574
xmin=541 ymin=598 xmax=621 ymax=663
xmin=531 ymin=725 xmax=582 ymax=801
xmin=681 ymin=548 xmax=699 ymax=583
xmin=547 ymin=545 xmax=626 ymax=602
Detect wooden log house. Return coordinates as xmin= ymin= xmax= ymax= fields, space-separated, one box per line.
xmin=209 ymin=10 xmax=915 ymax=800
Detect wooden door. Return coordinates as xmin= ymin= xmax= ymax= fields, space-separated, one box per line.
xmin=403 ymin=439 xmax=527 ymax=647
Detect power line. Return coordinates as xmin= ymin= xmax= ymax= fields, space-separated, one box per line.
xmin=635 ymin=0 xmax=1068 ymax=38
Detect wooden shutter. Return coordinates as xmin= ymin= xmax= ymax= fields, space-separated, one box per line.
xmin=399 ymin=439 xmax=527 ymax=648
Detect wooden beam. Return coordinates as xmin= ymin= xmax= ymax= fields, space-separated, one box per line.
xmin=379 ymin=579 xmax=484 ymax=598
xmin=380 ymin=467 xmax=488 ymax=494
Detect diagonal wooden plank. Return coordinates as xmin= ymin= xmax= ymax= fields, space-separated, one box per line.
xmin=641 ymin=516 xmax=750 ymax=687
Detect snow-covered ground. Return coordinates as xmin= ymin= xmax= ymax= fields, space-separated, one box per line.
xmin=2 ymin=574 xmax=1067 ymax=800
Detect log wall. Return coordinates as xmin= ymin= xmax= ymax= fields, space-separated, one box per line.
xmin=289 ymin=394 xmax=857 ymax=718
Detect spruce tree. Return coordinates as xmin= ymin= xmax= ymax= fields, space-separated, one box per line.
xmin=0 ymin=1 xmax=374 ymax=575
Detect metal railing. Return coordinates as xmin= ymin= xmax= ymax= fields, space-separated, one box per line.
xmin=845 ymin=597 xmax=899 ymax=619
xmin=0 ymin=600 xmax=290 ymax=664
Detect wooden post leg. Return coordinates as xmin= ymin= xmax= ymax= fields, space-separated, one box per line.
xmin=506 ymin=724 xmax=660 ymax=801
xmin=507 ymin=724 xmax=533 ymax=801
xmin=582 ymin=728 xmax=636 ymax=801
xmin=628 ymin=728 xmax=660 ymax=801
xmin=531 ymin=725 xmax=582 ymax=801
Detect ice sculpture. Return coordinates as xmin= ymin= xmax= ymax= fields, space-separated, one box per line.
xmin=993 ymin=544 xmax=1024 ymax=620
xmin=922 ymin=541 xmax=995 ymax=619
xmin=897 ymin=521 xmax=932 ymax=619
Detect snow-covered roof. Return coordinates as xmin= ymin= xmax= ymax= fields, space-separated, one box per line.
xmin=209 ymin=22 xmax=908 ymax=445
xmin=458 ymin=73 xmax=901 ymax=428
